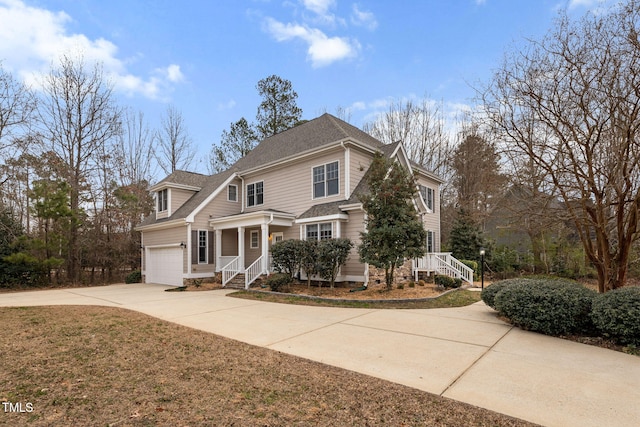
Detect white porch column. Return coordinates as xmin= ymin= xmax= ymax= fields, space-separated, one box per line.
xmin=215 ymin=229 xmax=222 ymax=270
xmin=238 ymin=226 xmax=245 ymax=270
xmin=261 ymin=223 xmax=269 ymax=273
xmin=335 ymin=220 xmax=341 ymax=238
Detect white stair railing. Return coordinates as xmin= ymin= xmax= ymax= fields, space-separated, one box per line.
xmin=245 ymin=256 xmax=264 ymax=289
xmin=415 ymin=253 xmax=474 ymax=285
xmin=221 ymin=256 xmax=241 ymax=287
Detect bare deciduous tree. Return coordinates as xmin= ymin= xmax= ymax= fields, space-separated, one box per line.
xmin=115 ymin=109 xmax=155 ymax=185
xmin=38 ymin=55 xmax=122 ymax=283
xmin=155 ymin=105 xmax=195 ymax=174
xmin=0 ymin=64 xmax=35 ymax=156
xmin=480 ymin=1 xmax=640 ymax=291
xmin=362 ymin=97 xmax=453 ymax=180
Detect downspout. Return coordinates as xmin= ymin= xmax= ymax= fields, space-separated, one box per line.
xmin=240 ymin=176 xmax=245 ymax=213
xmin=341 ymin=141 xmax=350 ymax=198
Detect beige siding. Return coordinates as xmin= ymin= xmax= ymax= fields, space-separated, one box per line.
xmin=144 ymin=227 xmax=187 ymax=246
xmin=243 ymin=147 xmax=346 ymax=216
xmin=416 ymin=175 xmax=441 ymax=252
xmin=349 ymin=148 xmax=373 ymax=198
xmin=341 ymin=212 xmax=365 ymax=278
xmin=221 ymin=229 xmax=238 ymax=256
xmin=244 ymin=227 xmax=262 ymax=268
xmin=192 ymin=178 xmax=243 ymax=230
xmin=171 ymin=188 xmax=196 ymax=213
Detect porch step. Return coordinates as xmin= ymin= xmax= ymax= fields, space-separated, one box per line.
xmin=225 ymin=273 xmax=245 ymax=289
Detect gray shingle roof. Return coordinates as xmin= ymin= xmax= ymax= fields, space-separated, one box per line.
xmin=153 ymin=170 xmax=210 ymax=189
xmin=138 ymin=114 xmax=415 ymax=228
xmin=229 ymin=113 xmax=385 ymax=172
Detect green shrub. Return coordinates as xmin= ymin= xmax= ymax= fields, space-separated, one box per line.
xmin=493 ymin=279 xmax=596 ymax=336
xmin=481 ymin=278 xmax=531 ymax=309
xmin=591 ymin=287 xmax=640 ymax=346
xmin=125 ymin=269 xmax=142 ymax=284
xmin=271 ymin=239 xmax=304 ymax=277
xmin=434 ymin=275 xmax=462 ymax=289
xmin=266 ymin=273 xmax=293 ymax=293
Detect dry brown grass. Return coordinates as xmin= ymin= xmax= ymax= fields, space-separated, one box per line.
xmin=1 ymin=306 xmax=537 ymax=426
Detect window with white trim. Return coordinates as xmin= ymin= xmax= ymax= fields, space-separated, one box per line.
xmin=419 ymin=185 xmax=434 ymax=211
xmin=247 ymin=181 xmax=264 ymax=207
xmin=157 ymin=189 xmax=168 ymax=212
xmin=250 ymin=230 xmax=259 ymax=249
xmin=313 ymin=161 xmax=339 ymax=198
xmin=228 ymin=184 xmax=237 ymax=202
xmin=198 ymin=230 xmax=207 ymax=263
xmin=306 ymin=223 xmax=332 ymax=240
xmin=426 ymin=231 xmax=434 ymax=253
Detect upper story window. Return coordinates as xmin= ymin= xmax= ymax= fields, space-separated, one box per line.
xmin=419 ymin=185 xmax=434 ymax=211
xmin=313 ymin=161 xmax=339 ymax=198
xmin=228 ymin=184 xmax=237 ymax=202
xmin=247 ymin=181 xmax=264 ymax=207
xmin=157 ymin=189 xmax=168 ymax=212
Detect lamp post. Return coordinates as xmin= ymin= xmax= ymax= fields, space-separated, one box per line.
xmin=480 ymin=248 xmax=485 ymax=290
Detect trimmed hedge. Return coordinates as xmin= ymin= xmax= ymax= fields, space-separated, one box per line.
xmin=434 ymin=275 xmax=463 ymax=289
xmin=591 ymin=287 xmax=640 ymax=346
xmin=493 ymin=279 xmax=596 ymax=336
xmin=266 ymin=273 xmax=293 ymax=293
xmin=481 ymin=278 xmax=526 ymax=309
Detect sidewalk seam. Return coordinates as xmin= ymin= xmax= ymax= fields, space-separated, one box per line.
xmin=439 ymin=325 xmax=514 ymax=397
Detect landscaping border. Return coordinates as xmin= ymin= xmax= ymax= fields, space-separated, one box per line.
xmin=236 ymin=286 xmax=464 ymax=304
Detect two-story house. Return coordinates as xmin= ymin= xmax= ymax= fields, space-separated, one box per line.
xmin=136 ymin=114 xmax=472 ymax=288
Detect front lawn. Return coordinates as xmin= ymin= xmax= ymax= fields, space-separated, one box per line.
xmin=1 ymin=305 xmax=532 ymax=426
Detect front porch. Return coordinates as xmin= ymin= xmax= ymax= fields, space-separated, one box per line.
xmin=210 ymin=210 xmax=296 ymax=289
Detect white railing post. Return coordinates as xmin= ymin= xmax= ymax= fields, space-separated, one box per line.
xmin=245 ymin=255 xmax=264 ymax=289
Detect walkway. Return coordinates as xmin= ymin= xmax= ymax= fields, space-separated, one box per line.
xmin=1 ymin=283 xmax=638 ymax=427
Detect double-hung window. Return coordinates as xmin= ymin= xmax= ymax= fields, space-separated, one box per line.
xmin=157 ymin=189 xmax=168 ymax=212
xmin=313 ymin=161 xmax=339 ymax=198
xmin=198 ymin=230 xmax=207 ymax=263
xmin=250 ymin=230 xmax=259 ymax=249
xmin=426 ymin=231 xmax=434 ymax=253
xmin=228 ymin=184 xmax=237 ymax=202
xmin=247 ymin=181 xmax=263 ymax=207
xmin=306 ymin=223 xmax=332 ymax=240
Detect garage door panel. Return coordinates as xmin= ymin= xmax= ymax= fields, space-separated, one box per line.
xmin=147 ymin=247 xmax=183 ymax=286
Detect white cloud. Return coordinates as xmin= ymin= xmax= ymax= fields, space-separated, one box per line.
xmin=0 ymin=0 xmax=183 ymax=100
xmin=264 ymin=17 xmax=359 ymax=67
xmin=301 ymin=0 xmax=335 ymax=16
xmin=351 ymin=4 xmax=377 ymax=30
xmin=217 ymin=99 xmax=237 ymax=111
xmin=475 ymin=0 xmax=487 ymax=5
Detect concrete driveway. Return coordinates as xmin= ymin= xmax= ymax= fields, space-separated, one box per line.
xmin=1 ymin=283 xmax=639 ymax=427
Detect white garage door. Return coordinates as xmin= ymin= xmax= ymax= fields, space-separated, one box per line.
xmin=146 ymin=247 xmax=183 ymax=286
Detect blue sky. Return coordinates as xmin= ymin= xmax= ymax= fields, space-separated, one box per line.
xmin=0 ymin=0 xmax=613 ymax=177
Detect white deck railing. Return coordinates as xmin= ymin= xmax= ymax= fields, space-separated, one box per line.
xmin=221 ymin=256 xmax=241 ymax=287
xmin=245 ymin=256 xmax=264 ymax=289
xmin=414 ymin=252 xmax=474 ymax=285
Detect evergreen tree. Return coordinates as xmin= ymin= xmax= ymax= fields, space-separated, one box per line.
xmin=209 ymin=117 xmax=258 ymax=173
xmin=255 ymin=75 xmax=302 ymax=138
xmin=449 ymin=208 xmax=488 ymax=262
xmin=359 ymin=152 xmax=426 ymax=289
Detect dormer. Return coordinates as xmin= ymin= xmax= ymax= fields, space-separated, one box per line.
xmin=150 ymin=180 xmax=202 ymax=220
